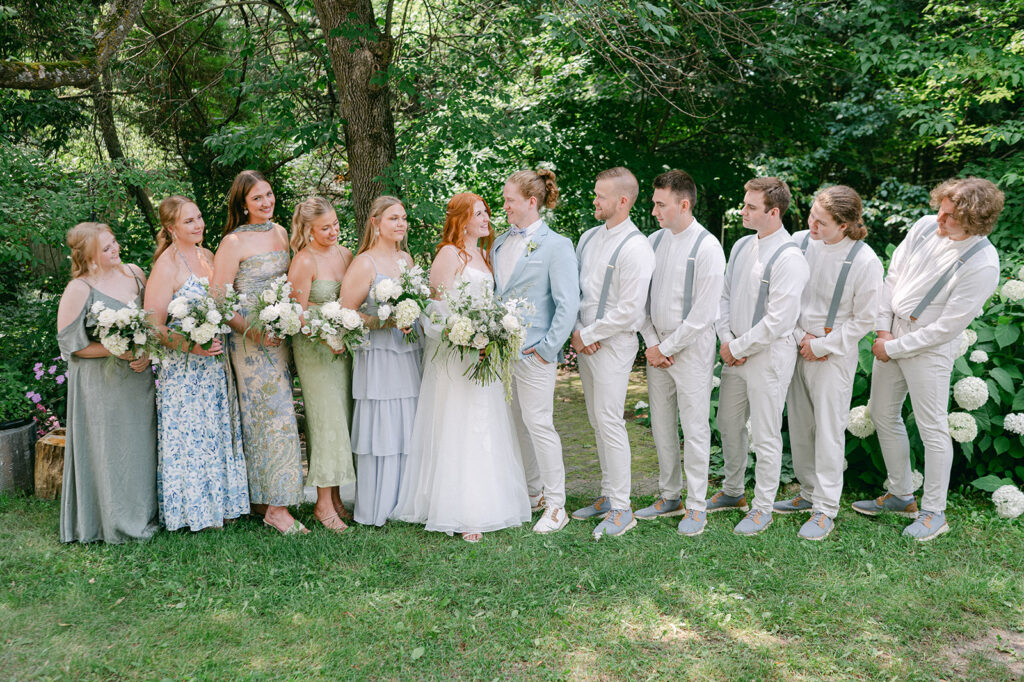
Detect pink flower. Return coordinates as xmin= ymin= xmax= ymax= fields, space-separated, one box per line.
xmin=33 ymin=363 xmax=43 ymax=371
xmin=25 ymin=391 xmax=42 ymax=404
xmin=55 ymin=375 xmax=65 ymax=385
xmin=48 ymin=365 xmax=57 ymax=374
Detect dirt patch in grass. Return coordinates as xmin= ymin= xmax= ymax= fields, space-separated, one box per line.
xmin=943 ymin=628 xmax=1024 ymax=678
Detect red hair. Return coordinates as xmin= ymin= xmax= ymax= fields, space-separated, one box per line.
xmin=436 ymin=192 xmax=494 ymax=271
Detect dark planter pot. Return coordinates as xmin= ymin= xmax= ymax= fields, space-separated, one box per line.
xmin=0 ymin=419 xmax=36 ymax=493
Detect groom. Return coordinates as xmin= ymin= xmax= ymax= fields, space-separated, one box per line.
xmin=494 ymin=170 xmax=580 ymax=534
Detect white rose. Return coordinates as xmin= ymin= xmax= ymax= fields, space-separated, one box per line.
xmin=115 ymin=308 xmax=132 ymax=326
xmin=969 ymin=350 xmax=988 ymax=363
xmin=133 ymin=332 xmax=147 ymax=345
xmin=98 ymin=308 xmax=118 ymax=328
xmin=378 ymin=303 xmax=392 ymax=321
xmin=167 ymin=298 xmax=189 ymax=318
xmin=953 ymin=376 xmax=989 ymax=411
xmin=207 ymin=310 xmax=222 ymax=325
xmin=260 ymin=306 xmax=280 ymax=322
xmin=262 ymin=288 xmax=278 ymax=304
xmin=102 ymin=334 xmax=129 ymax=357
xmin=90 ymin=301 xmax=105 ymax=314
xmin=1001 ymin=279 xmax=1024 ymax=302
xmin=339 ymin=308 xmax=362 ymax=330
xmin=947 ymin=412 xmax=978 ymax=443
xmin=1003 ymin=413 xmax=1024 ymax=436
xmin=472 ymin=333 xmax=489 ymax=350
xmin=993 ymin=485 xmax=1024 ymax=519
xmin=181 ymin=317 xmax=196 ymax=332
xmin=501 ymin=313 xmax=521 ymax=333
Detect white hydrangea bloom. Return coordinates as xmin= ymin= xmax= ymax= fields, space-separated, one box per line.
xmin=1004 ymin=413 xmax=1024 ymax=436
xmin=1018 ymin=264 xmax=1024 ymax=282
xmin=373 ymin=278 xmax=402 ymax=302
xmin=948 ymin=412 xmax=978 ymax=443
xmin=847 ymin=404 xmax=876 ymax=438
xmin=911 ymin=470 xmax=924 ymax=491
xmin=102 ymin=334 xmax=129 ymax=357
xmin=992 ymin=485 xmax=1024 ymax=519
xmin=259 ymin=306 xmax=280 ymax=322
xmin=953 ymin=376 xmax=989 ymax=411
xmin=394 ymin=299 xmax=420 ymax=329
xmin=958 ymin=329 xmax=978 ymax=357
xmin=969 ymin=349 xmax=988 ymax=363
xmin=320 ymin=301 xmax=341 ymax=318
xmin=98 ymin=308 xmax=118 ymax=327
xmin=1001 ymin=279 xmax=1024 ymax=302
xmin=634 ymin=400 xmax=649 ymax=411
xmin=712 ymin=375 xmax=721 ymax=388
xmin=90 ymin=300 xmax=105 ymax=314
xmin=448 ymin=315 xmax=474 ymax=346
xmin=262 ymin=288 xmax=277 ymax=304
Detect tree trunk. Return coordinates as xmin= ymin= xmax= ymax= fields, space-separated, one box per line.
xmin=92 ymin=71 xmax=159 ymax=236
xmin=34 ymin=428 xmax=65 ymax=500
xmin=311 ymin=0 xmax=398 ymax=231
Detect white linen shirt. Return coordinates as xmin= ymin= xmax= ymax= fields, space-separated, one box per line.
xmin=716 ymin=227 xmax=809 ymax=359
xmin=575 ymin=218 xmax=656 ymax=347
xmin=495 ymin=218 xmax=543 ymax=286
xmin=877 ymin=215 xmax=1000 ymax=360
xmin=791 ymin=230 xmax=883 ymax=359
xmin=640 ymin=220 xmax=725 ymax=357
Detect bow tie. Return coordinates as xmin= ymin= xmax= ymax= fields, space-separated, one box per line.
xmin=509 ymin=226 xmax=527 ymax=237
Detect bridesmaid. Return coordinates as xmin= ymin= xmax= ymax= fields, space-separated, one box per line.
xmin=340 ymin=196 xmax=423 ymax=526
xmin=288 ymin=196 xmax=356 ymax=533
xmin=145 ymin=196 xmax=250 ymax=532
xmin=212 ymin=170 xmax=306 ymax=535
xmin=55 ymin=223 xmax=158 ymax=543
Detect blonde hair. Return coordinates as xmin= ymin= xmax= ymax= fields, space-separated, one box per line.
xmin=815 ymin=185 xmax=867 ymax=241
xmin=356 ymin=196 xmax=406 ymax=255
xmin=67 ymin=222 xmax=115 ymax=278
xmin=596 ymin=166 xmax=639 ymax=205
xmin=154 ymin=195 xmax=198 ymax=262
xmin=744 ymin=177 xmax=791 ymax=216
xmin=291 ymin=196 xmax=336 ymax=252
xmin=929 ymin=177 xmax=1005 ymax=236
xmin=506 ymin=169 xmax=559 ymax=209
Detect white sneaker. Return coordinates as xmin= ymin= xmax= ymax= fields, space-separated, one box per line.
xmin=529 ymin=493 xmax=546 ymax=512
xmin=533 ymin=506 xmax=569 ymax=534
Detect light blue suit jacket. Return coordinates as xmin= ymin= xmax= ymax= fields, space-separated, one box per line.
xmin=492 ymin=221 xmax=580 ymax=363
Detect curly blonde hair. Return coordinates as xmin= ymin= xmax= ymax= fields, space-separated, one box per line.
xmin=929 ymin=177 xmax=1005 ymax=236
xmin=67 ymin=222 xmax=115 ymax=278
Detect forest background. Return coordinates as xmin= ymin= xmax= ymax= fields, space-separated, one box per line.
xmin=2 ymin=0 xmax=1024 ymax=493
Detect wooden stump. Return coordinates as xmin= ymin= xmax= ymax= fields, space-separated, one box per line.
xmin=34 ymin=428 xmax=65 ymax=500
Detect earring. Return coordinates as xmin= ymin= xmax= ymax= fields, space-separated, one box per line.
xmin=243 ymin=208 xmax=248 ymax=216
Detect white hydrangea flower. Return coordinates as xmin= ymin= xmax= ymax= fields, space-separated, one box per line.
xmin=259 ymin=306 xmax=280 ymax=323
xmin=958 ymin=329 xmax=978 ymax=357
xmin=1018 ymin=264 xmax=1024 ymax=282
xmin=98 ymin=308 xmax=118 ymax=327
xmin=712 ymin=375 xmax=721 ymax=388
xmin=262 ymin=288 xmax=277 ymax=304
xmin=1004 ymin=413 xmax=1024 ymax=436
xmin=911 ymin=470 xmax=924 ymax=491
xmin=953 ymin=376 xmax=989 ymax=411
xmin=90 ymin=300 xmax=105 ymax=314
xmin=114 ymin=307 xmax=132 ymax=326
xmin=320 ymin=301 xmax=341 ymax=318
xmin=847 ymin=404 xmax=876 ymax=438
xmin=373 ymin=278 xmax=402 ymax=302
xmin=448 ymin=315 xmax=474 ymax=346
xmin=634 ymin=400 xmax=649 ymax=411
xmin=947 ymin=412 xmax=978 ymax=443
xmin=394 ymin=299 xmax=421 ymax=329
xmin=102 ymin=334 xmax=129 ymax=357
xmin=472 ymin=333 xmax=490 ymax=350
xmin=992 ymin=485 xmax=1024 ymax=519
xmin=969 ymin=349 xmax=988 ymax=363
xmin=1001 ymin=279 xmax=1024 ymax=302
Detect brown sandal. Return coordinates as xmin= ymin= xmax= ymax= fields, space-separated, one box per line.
xmin=316 ymin=512 xmax=349 ymax=534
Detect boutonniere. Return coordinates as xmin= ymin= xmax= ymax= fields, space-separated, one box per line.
xmin=526 ymin=240 xmax=538 ymax=256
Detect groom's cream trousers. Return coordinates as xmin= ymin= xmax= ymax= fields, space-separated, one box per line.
xmin=510 ymin=352 xmax=565 ymax=508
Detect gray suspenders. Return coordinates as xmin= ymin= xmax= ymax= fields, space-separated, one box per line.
xmin=578 ymin=227 xmax=645 ymax=320
xmin=908 ymin=234 xmax=991 ymax=321
xmin=800 ymin=232 xmax=810 ymax=253
xmin=727 ymin=236 xmax=800 ymax=327
xmin=652 ymin=228 xmax=711 ymax=319
xmin=823 ymin=240 xmax=865 ymax=334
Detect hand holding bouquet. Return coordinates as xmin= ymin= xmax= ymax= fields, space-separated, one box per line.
xmin=372 ymin=261 xmax=430 ymax=343
xmin=248 ymin=275 xmax=303 ymax=343
xmin=86 ymin=300 xmax=162 ymax=363
xmin=166 ymin=279 xmax=242 ymax=351
xmin=301 ymin=300 xmax=367 ymax=354
xmin=437 ymin=282 xmax=533 ymax=399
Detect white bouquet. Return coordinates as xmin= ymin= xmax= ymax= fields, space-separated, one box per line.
xmin=436 ymin=281 xmax=533 ymax=398
xmin=372 ymin=261 xmax=431 ymax=343
xmin=248 ymin=275 xmax=303 ymax=342
xmin=86 ymin=300 xmax=162 ymax=361
xmin=301 ymin=300 xmax=367 ymax=353
xmin=166 ymin=279 xmax=242 ymax=350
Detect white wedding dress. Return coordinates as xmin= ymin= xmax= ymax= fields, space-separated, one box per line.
xmin=391 ymin=266 xmax=532 ymax=533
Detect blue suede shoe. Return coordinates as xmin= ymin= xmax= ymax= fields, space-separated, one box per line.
xmin=733 ymin=509 xmax=772 ymax=536
xmin=676 ymin=509 xmax=707 ymax=536
xmin=851 ymin=492 xmax=919 ymax=518
xmin=773 ymin=495 xmax=813 ymax=514
xmin=572 ymin=496 xmax=611 ymax=520
xmin=705 ymin=490 xmax=749 ymax=513
xmin=798 ymin=512 xmax=834 ymax=541
xmin=635 ymin=497 xmax=684 ymax=520
xmin=902 ymin=510 xmax=949 ymax=541
xmin=593 ymin=509 xmax=636 ymax=539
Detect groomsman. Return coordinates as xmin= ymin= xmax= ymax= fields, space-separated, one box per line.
xmin=571 ymin=167 xmax=656 ymax=538
xmin=779 ymin=186 xmax=883 ymax=540
xmin=636 ymin=170 xmax=725 ymax=536
xmin=853 ymin=177 xmax=1003 ymax=541
xmin=710 ymin=177 xmax=808 ymax=536
xmin=495 ymin=169 xmax=580 ymax=534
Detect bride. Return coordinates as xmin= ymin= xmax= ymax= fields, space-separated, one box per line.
xmin=391 ymin=193 xmax=532 ymax=542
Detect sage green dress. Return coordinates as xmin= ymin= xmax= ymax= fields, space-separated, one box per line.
xmin=227 ymin=225 xmax=303 ymax=506
xmin=57 ymin=276 xmax=159 ymax=544
xmin=293 ymin=278 xmax=356 ymax=489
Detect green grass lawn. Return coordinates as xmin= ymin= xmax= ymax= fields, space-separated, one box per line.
xmin=2 ymin=371 xmax=1023 ymax=680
